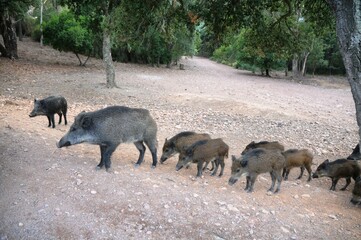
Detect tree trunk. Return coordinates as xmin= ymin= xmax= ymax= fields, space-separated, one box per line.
xmin=301 ymin=52 xmax=310 ymax=76
xmin=292 ymin=54 xmax=299 ymax=78
xmin=103 ymin=29 xmax=116 ymax=88
xmin=328 ymin=0 xmax=361 ymax=154
xmin=0 ymin=9 xmax=18 ymax=59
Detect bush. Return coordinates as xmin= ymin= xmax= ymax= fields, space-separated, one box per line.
xmin=43 ymin=10 xmax=93 ymax=65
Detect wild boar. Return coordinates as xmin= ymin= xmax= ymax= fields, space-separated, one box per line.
xmin=312 ymin=159 xmax=361 ymax=191
xmin=282 ymin=149 xmax=314 ymax=181
xmin=160 ymin=131 xmax=211 ymax=163
xmin=29 ymin=96 xmax=67 ymax=128
xmin=229 ymin=148 xmax=286 ymax=193
xmin=176 ymin=138 xmax=228 ymax=177
xmin=57 ymin=106 xmax=158 ymax=171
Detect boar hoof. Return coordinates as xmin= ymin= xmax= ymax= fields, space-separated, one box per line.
xmin=106 ymin=168 xmax=113 ymax=173
xmin=151 ymin=164 xmax=156 ymax=169
xmin=95 ymin=166 xmax=103 ymax=171
xmin=134 ymin=163 xmax=140 ymax=168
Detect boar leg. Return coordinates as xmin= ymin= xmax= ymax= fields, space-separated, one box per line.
xmin=211 ymin=158 xmax=220 ymax=176
xmin=103 ymin=144 xmax=118 ymax=171
xmin=247 ymin=175 xmax=257 ymax=193
xmin=46 ymin=116 xmax=51 ymax=127
xmin=62 ymin=107 xmax=67 ymax=125
xmin=96 ymin=145 xmax=107 ymax=169
xmin=297 ymin=166 xmax=305 ymax=179
xmin=218 ymin=157 xmax=225 ymax=177
xmin=49 ymin=114 xmax=56 ymax=128
xmin=245 ymin=176 xmax=250 ymax=191
xmin=274 ymin=170 xmax=282 ymax=193
xmin=305 ymin=164 xmax=312 ymax=182
xmin=144 ymin=140 xmax=157 ymax=168
xmin=330 ymin=178 xmax=339 ymax=191
xmin=282 ymin=168 xmax=287 ymax=180
xmin=196 ymin=161 xmax=204 ymax=177
xmin=340 ymin=177 xmax=351 ymax=191
xmin=268 ymin=171 xmax=276 ymax=192
xmin=58 ymin=112 xmax=62 ymax=124
xmin=134 ymin=141 xmax=146 ymax=167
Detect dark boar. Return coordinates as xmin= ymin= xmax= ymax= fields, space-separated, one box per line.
xmin=176 ymin=138 xmax=228 ymax=177
xmin=160 ymin=131 xmax=211 ymax=163
xmin=241 ymin=140 xmax=284 ymax=155
xmin=347 ymin=144 xmax=361 ymax=160
xmin=57 ymin=106 xmax=158 ymax=171
xmin=351 ymin=176 xmax=361 ymax=205
xmin=229 ymin=149 xmax=286 ymax=193
xmin=29 ymin=96 xmax=67 ymax=128
xmin=312 ymin=159 xmax=361 ymax=191
xmin=282 ymin=149 xmax=313 ymax=181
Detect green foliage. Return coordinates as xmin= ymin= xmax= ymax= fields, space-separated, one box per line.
xmin=43 ymin=10 xmax=93 ymax=57
xmin=111 ymin=0 xmax=196 ymax=65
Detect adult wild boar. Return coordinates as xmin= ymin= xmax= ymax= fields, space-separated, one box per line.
xmin=57 ymin=106 xmax=158 ymax=171
xmin=29 ymin=96 xmax=67 ymax=128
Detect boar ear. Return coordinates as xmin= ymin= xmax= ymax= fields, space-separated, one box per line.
xmin=232 ymin=155 xmax=237 ymax=162
xmin=81 ymin=116 xmax=93 ymax=129
xmin=34 ymin=98 xmax=37 ymax=103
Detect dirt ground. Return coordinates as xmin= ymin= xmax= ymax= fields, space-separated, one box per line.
xmin=0 ymin=38 xmax=360 ymax=240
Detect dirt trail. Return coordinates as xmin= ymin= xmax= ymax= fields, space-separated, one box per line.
xmin=0 ymin=39 xmax=360 ymax=240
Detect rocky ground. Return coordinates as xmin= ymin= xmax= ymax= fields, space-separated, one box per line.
xmin=0 ymin=38 xmax=360 ymax=240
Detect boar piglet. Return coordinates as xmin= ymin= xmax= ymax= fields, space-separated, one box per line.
xmin=160 ymin=131 xmax=211 ymax=163
xmin=241 ymin=140 xmax=284 ymax=155
xmin=282 ymin=149 xmax=314 ymax=181
xmin=312 ymin=159 xmax=361 ymax=191
xmin=57 ymin=106 xmax=158 ymax=171
xmin=229 ymin=148 xmax=286 ymax=193
xmin=351 ymin=176 xmax=361 ymax=205
xmin=176 ymin=138 xmax=228 ymax=178
xmin=29 ymin=96 xmax=67 ymax=128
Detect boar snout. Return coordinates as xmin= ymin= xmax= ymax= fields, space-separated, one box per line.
xmin=312 ymin=173 xmax=319 ymax=178
xmin=57 ymin=138 xmax=71 ymax=148
xmin=175 ymin=164 xmax=183 ymax=171
xmin=228 ymin=177 xmax=238 ymax=185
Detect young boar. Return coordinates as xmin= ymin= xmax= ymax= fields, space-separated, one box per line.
xmin=241 ymin=140 xmax=284 ymax=155
xmin=351 ymin=176 xmax=361 ymax=205
xmin=282 ymin=149 xmax=314 ymax=181
xmin=160 ymin=131 xmax=211 ymax=163
xmin=29 ymin=96 xmax=67 ymax=128
xmin=312 ymin=159 xmax=361 ymax=191
xmin=229 ymin=149 xmax=286 ymax=193
xmin=176 ymin=138 xmax=228 ymax=177
xmin=57 ymin=106 xmax=158 ymax=171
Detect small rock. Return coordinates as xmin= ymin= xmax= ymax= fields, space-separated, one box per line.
xmin=329 ymin=214 xmax=338 ymax=220
xmin=76 ymin=179 xmax=82 ymax=185
xmin=227 ymin=204 xmax=239 ymax=212
xmin=168 ymin=218 xmax=173 ymax=223
xmin=91 ymin=190 xmax=97 ymax=194
xmin=193 ymin=193 xmax=199 ymax=198
xmin=18 ymin=222 xmax=24 ymax=227
xmin=294 ymin=195 xmax=299 ymax=199
xmin=164 ymin=204 xmax=170 ymax=209
xmin=281 ymin=226 xmax=290 ymax=233
xmin=301 ymin=194 xmax=310 ymax=198
xmin=217 ymin=201 xmax=226 ymax=206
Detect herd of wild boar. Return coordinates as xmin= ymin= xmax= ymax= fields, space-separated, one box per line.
xmin=29 ymin=96 xmax=361 ymax=205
